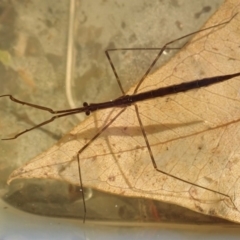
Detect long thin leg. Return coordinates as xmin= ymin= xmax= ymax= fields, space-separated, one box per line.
xmin=133 ymin=13 xmax=237 ymax=93
xmin=0 ymin=94 xmax=57 ymax=113
xmin=105 ymin=13 xmax=237 ymax=97
xmin=134 ymin=104 xmax=237 ymax=209
xmin=105 ymin=47 xmax=181 ymax=95
xmin=0 ymin=95 xmax=87 ymax=140
xmin=77 ymin=108 xmax=127 ymax=222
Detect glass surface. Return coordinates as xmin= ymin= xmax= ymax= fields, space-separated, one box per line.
xmin=2 ymin=0 xmax=238 ymax=234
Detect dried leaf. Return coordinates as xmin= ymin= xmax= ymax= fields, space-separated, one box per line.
xmin=8 ymin=0 xmax=240 ymax=223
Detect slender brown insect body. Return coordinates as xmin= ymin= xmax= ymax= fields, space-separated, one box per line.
xmin=1 ymin=13 xmax=239 ymax=222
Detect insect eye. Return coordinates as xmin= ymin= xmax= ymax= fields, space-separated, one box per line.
xmin=83 ymin=102 xmax=89 ymax=107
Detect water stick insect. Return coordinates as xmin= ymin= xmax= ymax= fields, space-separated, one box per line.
xmin=2 ymin=12 xmax=240 ymax=222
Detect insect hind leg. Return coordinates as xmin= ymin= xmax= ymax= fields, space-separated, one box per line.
xmin=134 ymin=103 xmax=237 ymax=212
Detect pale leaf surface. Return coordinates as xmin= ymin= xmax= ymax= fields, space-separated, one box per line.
xmin=8 ymin=0 xmax=240 ymax=223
